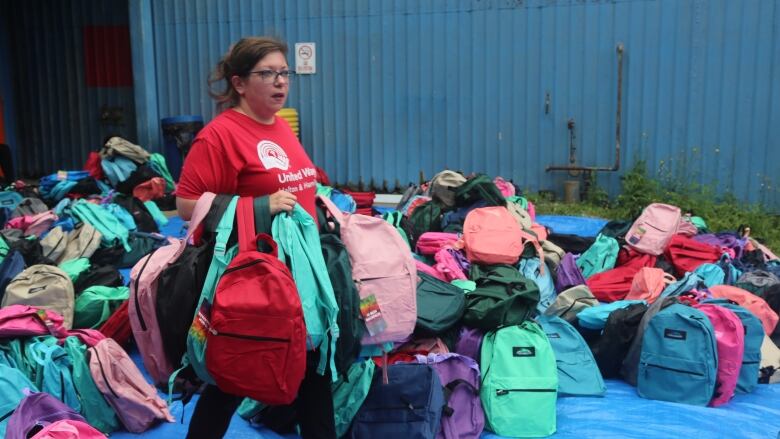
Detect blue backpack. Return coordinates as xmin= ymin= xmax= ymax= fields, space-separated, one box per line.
xmin=350 ymin=363 xmax=444 ymax=439
xmin=0 ymin=363 xmax=38 ymax=437
xmin=637 ymin=303 xmax=718 ymax=406
xmin=0 ymin=191 xmax=23 ymax=211
xmin=703 ymin=299 xmax=763 ymax=393
xmin=0 ymin=250 xmax=25 ymax=302
xmin=101 ymin=157 xmax=137 ymax=186
xmin=693 ymin=263 xmax=726 ymax=287
xmin=577 ymin=300 xmax=646 ymax=330
xmin=519 ymin=257 xmax=557 ymax=314
xmin=537 ymin=315 xmax=606 ymax=397
xmin=329 ymin=189 xmax=356 ymax=213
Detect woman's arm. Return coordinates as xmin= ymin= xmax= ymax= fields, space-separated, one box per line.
xmin=176 ymin=197 xmax=198 ymax=221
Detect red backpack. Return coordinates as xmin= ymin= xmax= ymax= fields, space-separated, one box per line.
xmin=98 ymin=300 xmax=133 ymax=347
xmin=665 ymin=234 xmax=721 ymax=277
xmin=205 ymin=197 xmax=307 ymax=404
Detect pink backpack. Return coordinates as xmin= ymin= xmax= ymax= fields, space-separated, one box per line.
xmin=694 ymin=303 xmax=744 ymax=407
xmin=463 ymin=206 xmax=543 ymax=267
xmin=416 ymin=259 xmax=447 ymax=282
xmin=709 ymin=285 xmax=779 ymax=335
xmin=624 ymin=267 xmax=676 ymax=304
xmin=415 ymin=232 xmax=460 ymax=255
xmin=128 ymin=193 xmax=214 ymax=386
xmin=434 ymin=248 xmax=467 ymax=281
xmin=492 ymin=177 xmax=515 ymax=197
xmin=0 ymin=305 xmax=67 ymax=338
xmin=88 ymin=338 xmax=174 ymax=432
xmin=30 ymin=420 xmax=106 ymax=439
xmin=319 ymin=195 xmax=417 ymax=345
xmin=625 ymin=203 xmax=681 ymax=255
xmin=5 ymin=211 xmax=58 ymax=237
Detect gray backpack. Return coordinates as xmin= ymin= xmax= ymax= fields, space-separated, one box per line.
xmin=736 ymin=270 xmax=779 ymax=297
xmin=11 ymin=198 xmax=49 ymax=219
xmin=1 ymin=265 xmax=75 ymax=329
xmin=58 ymin=223 xmax=103 ymax=263
xmin=41 ymin=226 xmax=67 ymax=262
xmin=100 ymin=137 xmax=150 ymax=163
xmin=430 ymin=170 xmax=467 ymax=208
xmin=543 ymin=285 xmax=598 ymax=323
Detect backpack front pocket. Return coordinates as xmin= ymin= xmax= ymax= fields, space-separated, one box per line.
xmin=483 ymin=376 xmax=557 ymax=437
xmin=638 ymin=352 xmax=714 ymax=406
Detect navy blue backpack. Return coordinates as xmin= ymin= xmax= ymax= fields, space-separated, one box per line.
xmin=0 ymin=251 xmax=25 ymax=303
xmin=350 ymin=363 xmax=444 ymax=439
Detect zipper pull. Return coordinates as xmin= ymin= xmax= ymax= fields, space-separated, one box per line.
xmin=407 ymin=402 xmax=414 ymax=410
xmin=496 ymin=389 xmax=508 ymax=396
xmin=209 ymin=328 xmax=218 ymax=336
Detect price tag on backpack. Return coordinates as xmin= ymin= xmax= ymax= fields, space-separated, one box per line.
xmin=57 ymin=170 xmax=68 ymax=181
xmin=359 ymin=294 xmax=387 ymax=337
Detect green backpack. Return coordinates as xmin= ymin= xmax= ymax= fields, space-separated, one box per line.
xmin=148 ymin=153 xmax=176 ymax=192
xmin=73 ymin=286 xmax=130 ymax=329
xmin=0 ymin=363 xmax=37 ymax=437
xmin=576 ymin=233 xmax=619 ymax=278
xmin=0 ymin=339 xmax=31 ymax=376
xmin=408 ymin=200 xmax=443 ymax=245
xmin=332 ymin=359 xmax=375 ymax=437
xmin=381 ymin=211 xmax=411 ymax=249
xmin=71 ymin=200 xmax=131 ymax=251
xmin=59 ymin=257 xmax=91 ymax=282
xmin=416 ymin=272 xmax=466 ymax=336
xmin=462 ymin=264 xmax=540 ymax=331
xmin=480 ymin=321 xmax=558 ymax=437
xmin=62 ymin=336 xmax=120 ymax=433
xmin=454 ymin=174 xmax=506 ymax=207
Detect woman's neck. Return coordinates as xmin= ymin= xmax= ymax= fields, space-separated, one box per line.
xmin=233 ymin=103 xmax=275 ymax=125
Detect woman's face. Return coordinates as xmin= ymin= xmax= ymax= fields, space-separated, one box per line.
xmin=232 ymin=50 xmax=290 ymax=121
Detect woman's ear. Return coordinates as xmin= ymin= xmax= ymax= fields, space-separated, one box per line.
xmin=231 ymin=75 xmax=246 ymax=96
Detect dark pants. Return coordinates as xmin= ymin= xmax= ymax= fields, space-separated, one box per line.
xmin=186 ymin=350 xmax=336 ymax=439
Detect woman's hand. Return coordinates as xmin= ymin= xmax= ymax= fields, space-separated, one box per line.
xmin=269 ymin=190 xmax=297 ymax=215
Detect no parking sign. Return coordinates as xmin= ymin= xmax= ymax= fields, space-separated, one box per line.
xmin=295 ymin=42 xmax=316 ymax=74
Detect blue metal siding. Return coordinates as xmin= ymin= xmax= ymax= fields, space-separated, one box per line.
xmin=4 ymin=0 xmax=135 ymax=176
xmin=148 ymin=0 xmax=778 ymax=208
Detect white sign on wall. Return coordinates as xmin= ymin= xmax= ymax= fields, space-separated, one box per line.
xmin=295 ymin=42 xmax=316 ymax=74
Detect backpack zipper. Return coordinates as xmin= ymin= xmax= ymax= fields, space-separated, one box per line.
xmin=559 ymin=296 xmax=594 ymax=318
xmin=222 ymin=259 xmax=265 ymax=275
xmin=209 ymin=329 xmax=289 ymax=343
xmin=0 ymin=409 xmax=14 ymax=422
xmin=43 ymin=232 xmax=65 ymax=258
xmin=642 ymin=362 xmax=705 ymax=377
xmin=60 ymin=370 xmax=66 ymax=401
xmin=76 ymin=227 xmax=99 ymax=258
xmin=133 ymin=249 xmax=158 ymax=331
xmin=93 ymin=349 xmax=120 ymax=398
xmin=495 ymin=388 xmax=555 ymax=396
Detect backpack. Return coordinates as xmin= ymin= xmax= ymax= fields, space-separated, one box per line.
xmin=23 ymin=337 xmax=80 ymax=412
xmin=735 ymin=270 xmax=779 ymax=297
xmin=540 ymin=239 xmax=565 ymax=277
xmin=112 ymin=195 xmax=159 ymax=233
xmin=576 ymin=233 xmax=619 ymax=278
xmin=692 ymin=304 xmax=744 ymax=406
xmin=318 ymin=195 xmax=417 ymax=346
xmin=11 ymin=197 xmax=49 ymax=219
xmin=480 ymin=321 xmax=557 ymax=437
xmin=415 ymin=353 xmax=485 ymax=439
xmin=132 ymin=177 xmax=166 ymax=202
xmin=143 ymin=200 xmax=169 ymax=229
xmin=0 ymin=365 xmax=38 ymax=438
xmin=0 ymin=250 xmax=26 ymax=302
xmin=589 ymin=302 xmax=649 ymax=378
xmin=463 ymin=264 xmax=540 ymax=331
xmin=73 ymin=287 xmax=129 ymax=329
xmin=0 ymin=191 xmax=23 ymax=211
xmin=463 ymin=206 xmax=542 ymax=266
xmin=58 ymin=223 xmax=102 ymax=264
xmin=317 ymin=203 xmax=365 ymax=379
xmin=58 ymin=258 xmax=91 ymax=283
xmin=5 ymin=212 xmax=58 ymax=238
xmin=2 ymin=265 xmax=75 ymax=329
xmin=519 ymin=258 xmax=556 ymax=314
xmin=430 ymin=170 xmax=467 ymax=208
xmin=147 ymin=153 xmax=175 ymax=191
xmin=415 ymin=272 xmax=466 ymax=336
xmin=331 ymin=359 xmax=375 ymax=438
xmin=620 ymin=296 xmax=679 ymax=386
xmin=543 ymin=285 xmax=599 ymax=323
xmin=88 ymin=338 xmax=173 ymax=432
xmin=415 ymin=232 xmax=460 ymax=256
xmin=408 ymin=201 xmax=444 ymax=245
xmin=19 ymin=419 xmax=106 ymax=439
xmin=555 ymin=253 xmax=587 ymax=292
xmin=537 ymin=315 xmax=606 ymax=397
xmin=454 ymin=174 xmax=506 ymax=208
xmin=665 ymin=234 xmax=722 ymax=277
xmin=130 ymin=193 xmax=214 ymax=385
xmin=636 ymin=303 xmax=718 ymax=406
xmin=97 ymin=300 xmax=132 ymax=348
xmin=100 ymin=137 xmax=150 ymax=163
xmin=760 ymin=334 xmax=780 ymax=384
xmin=454 ymin=327 xmax=484 ymax=362
xmin=624 ymin=267 xmax=676 ymax=304
xmin=6 ymin=391 xmax=87 ymax=439
xmin=381 ymin=210 xmax=412 ymax=249
xmin=63 ymin=336 xmax=120 ymax=434
xmin=577 ymin=300 xmax=647 ymax=331
xmin=272 ymin=204 xmax=340 ymax=376
xmin=587 ymin=263 xmax=653 ymax=303
xmin=100 ymin=157 xmax=137 ymax=187
xmin=625 ymin=203 xmax=681 ymax=255
xmin=70 ymin=201 xmax=130 ymax=252
xmin=433 ymin=247 xmax=468 ymax=282
xmin=702 ymin=300 xmax=762 ymax=394
xmin=441 ymin=200 xmax=487 ymax=234
xmin=205 ymin=197 xmax=306 ymax=403
xmin=73 ymin=265 xmax=123 ymax=295
xmin=350 ymin=363 xmax=444 ymax=439
xmin=41 ymin=227 xmax=67 ymax=262
xmin=709 ymin=284 xmax=779 ymax=336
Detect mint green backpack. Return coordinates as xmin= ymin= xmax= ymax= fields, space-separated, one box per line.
xmin=62 ymin=336 xmax=120 ymax=433
xmin=73 ymin=286 xmax=130 ymax=329
xmin=577 ymin=233 xmax=619 ymax=278
xmin=381 ymin=211 xmax=412 ymax=249
xmin=24 ymin=336 xmax=81 ymax=412
xmin=71 ymin=200 xmax=131 ymax=251
xmin=333 ymin=359 xmax=375 ymax=437
xmin=0 ymin=363 xmax=37 ymax=437
xmin=272 ymin=204 xmax=340 ymax=376
xmin=143 ymin=200 xmax=169 ymax=228
xmin=148 ymin=153 xmax=176 ymax=191
xmin=59 ymin=257 xmax=91 ymax=282
xmin=480 ymin=321 xmax=558 ymax=437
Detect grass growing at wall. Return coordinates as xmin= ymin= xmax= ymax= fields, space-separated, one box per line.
xmin=530 ymin=161 xmax=780 ymax=252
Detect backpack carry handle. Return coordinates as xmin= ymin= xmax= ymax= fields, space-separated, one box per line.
xmin=184 ymin=192 xmax=217 ymax=244
xmin=237 ymin=197 xmax=280 ymax=257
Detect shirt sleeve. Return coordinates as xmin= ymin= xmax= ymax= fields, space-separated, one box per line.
xmin=176 ymin=137 xmax=239 ymax=199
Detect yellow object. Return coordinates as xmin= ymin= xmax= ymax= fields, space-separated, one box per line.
xmin=276 ymin=107 xmax=300 ymax=138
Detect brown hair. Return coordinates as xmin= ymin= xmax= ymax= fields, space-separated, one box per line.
xmin=208 ymin=36 xmax=288 ymax=112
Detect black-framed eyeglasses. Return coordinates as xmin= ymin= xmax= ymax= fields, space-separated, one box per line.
xmin=248 ymin=69 xmax=294 ymax=83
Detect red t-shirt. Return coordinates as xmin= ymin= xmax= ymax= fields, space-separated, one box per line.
xmin=177 ymin=110 xmax=318 ymax=219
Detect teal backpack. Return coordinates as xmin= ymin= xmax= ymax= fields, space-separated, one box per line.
xmin=480 ymin=321 xmax=558 ymax=437
xmin=73 ymin=286 xmax=130 ymax=329
xmin=0 ymin=363 xmax=38 ymax=437
xmin=105 ymin=203 xmax=138 ymax=231
xmin=143 ymin=200 xmax=169 ymax=228
xmin=577 ymin=233 xmax=619 ymax=278
xmin=0 ymin=339 xmax=31 ymax=377
xmin=148 ymin=153 xmax=176 ymax=191
xmin=24 ymin=337 xmax=81 ymax=412
xmin=272 ymin=204 xmax=340 ymax=376
xmin=519 ymin=257 xmax=557 ymax=314
xmin=182 ymin=197 xmax=239 ymax=386
xmin=381 ymin=210 xmax=411 ymax=249
xmin=332 ymin=359 xmax=375 ymax=437
xmin=62 ymin=336 xmax=120 ymax=433
xmin=0 ymin=191 xmax=23 ymax=211
xmin=537 ymin=315 xmax=606 ymax=397
xmin=70 ymin=200 xmax=131 ymax=251
xmin=101 ymin=156 xmax=137 ymax=186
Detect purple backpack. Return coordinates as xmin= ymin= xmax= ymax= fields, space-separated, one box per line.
xmin=693 ymin=233 xmax=746 ymax=260
xmin=6 ymin=392 xmax=86 ymax=439
xmin=415 ymin=353 xmax=485 ymax=439
xmin=556 ymin=253 xmax=587 ymax=292
xmin=454 ymin=327 xmax=484 ymax=362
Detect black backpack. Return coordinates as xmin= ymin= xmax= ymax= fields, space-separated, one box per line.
xmin=113 ymin=194 xmax=159 ymax=233
xmin=454 ymin=174 xmax=506 ymax=208
xmin=73 ymin=264 xmax=124 ymax=295
xmin=115 ymin=165 xmax=160 ymax=194
xmin=764 ymin=284 xmax=780 ymax=346
xmin=589 ymin=302 xmax=648 ymax=378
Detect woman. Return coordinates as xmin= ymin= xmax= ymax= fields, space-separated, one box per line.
xmin=176 ymin=36 xmax=335 ymax=439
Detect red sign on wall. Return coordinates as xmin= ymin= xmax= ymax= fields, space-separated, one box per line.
xmin=82 ymin=25 xmax=133 ymax=87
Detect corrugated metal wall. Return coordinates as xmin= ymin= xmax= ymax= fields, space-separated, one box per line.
xmin=2 ymin=0 xmax=135 ymax=176
xmin=150 ymin=0 xmax=780 ymax=209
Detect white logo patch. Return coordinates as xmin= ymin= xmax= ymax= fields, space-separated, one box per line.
xmin=257 ymin=140 xmax=290 ymax=171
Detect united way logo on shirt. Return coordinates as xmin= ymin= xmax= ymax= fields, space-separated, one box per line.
xmin=257 ymin=140 xmax=290 ymax=171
